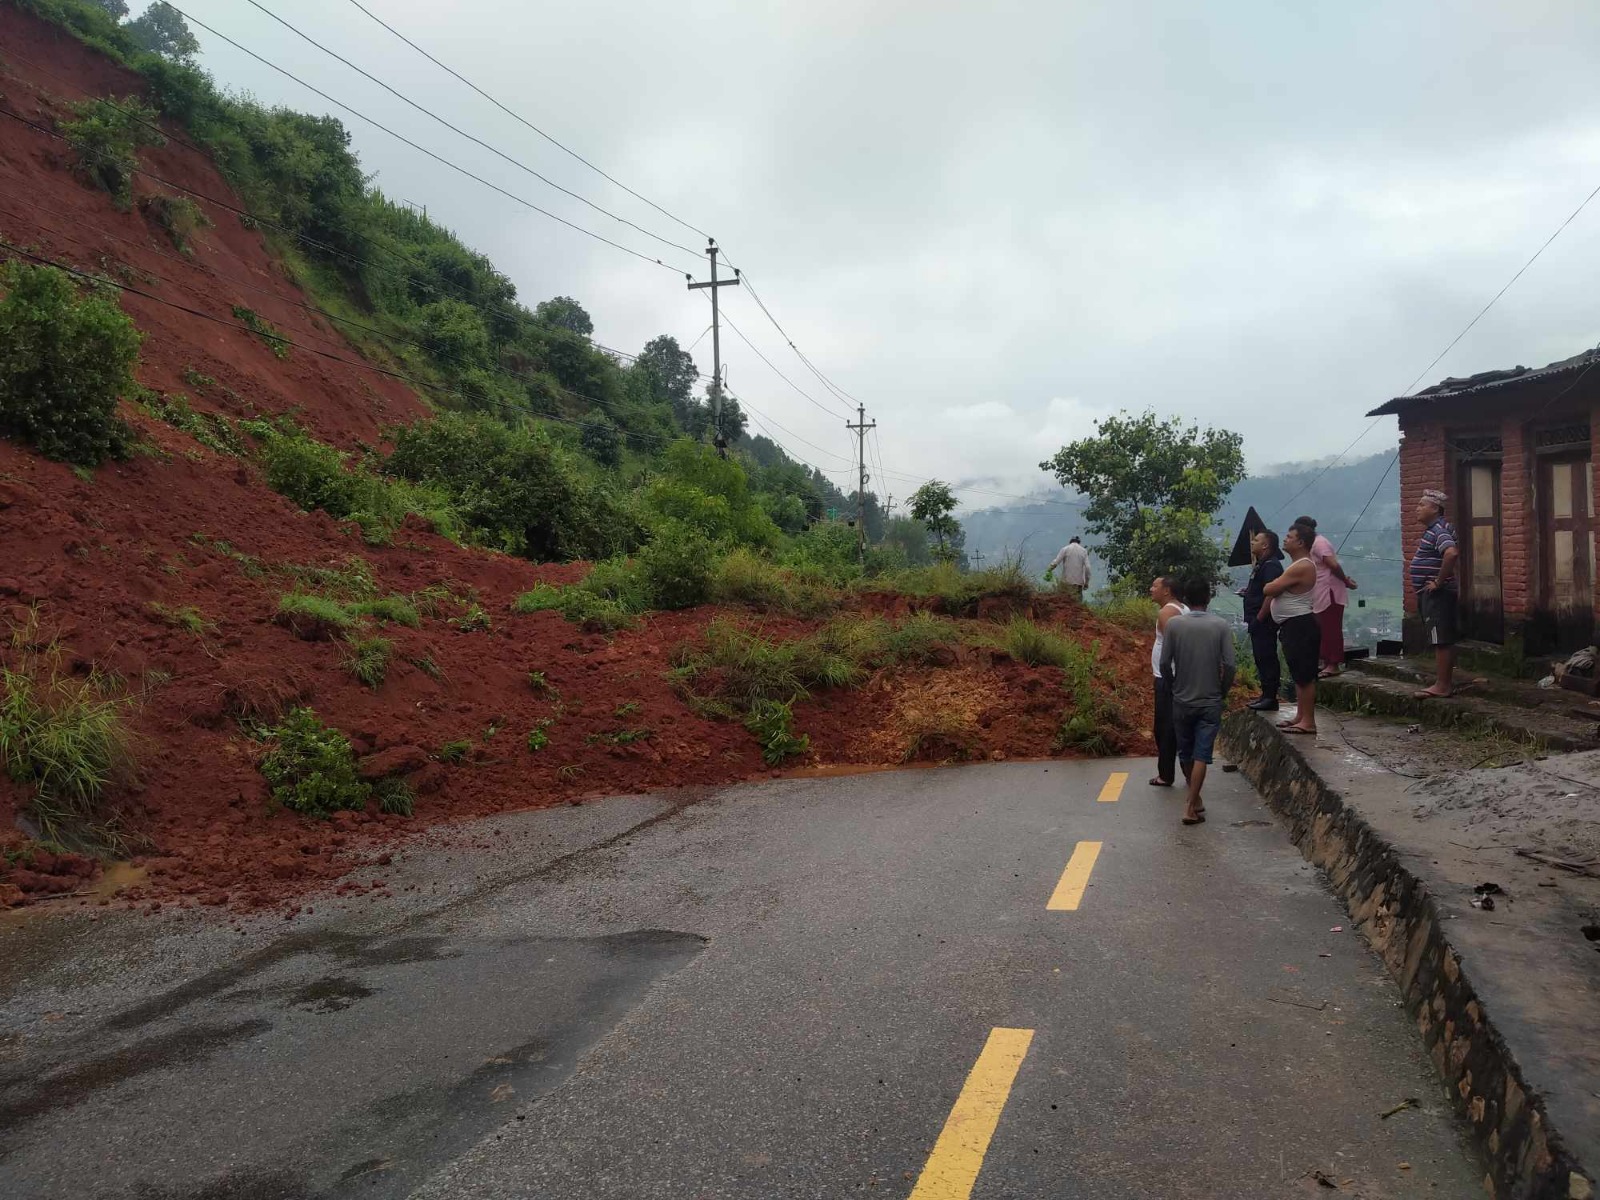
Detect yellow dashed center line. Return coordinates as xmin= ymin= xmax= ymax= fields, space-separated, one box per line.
xmin=908 ymin=1027 xmax=1036 ymax=1200
xmin=1047 ymin=840 xmax=1102 ymax=911
xmin=1096 ymin=772 xmax=1128 ymax=803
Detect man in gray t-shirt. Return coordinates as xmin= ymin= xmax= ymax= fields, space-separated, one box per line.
xmin=1158 ymin=578 xmax=1236 ymax=826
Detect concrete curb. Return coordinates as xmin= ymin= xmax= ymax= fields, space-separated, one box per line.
xmin=1221 ymin=710 xmax=1593 ymax=1200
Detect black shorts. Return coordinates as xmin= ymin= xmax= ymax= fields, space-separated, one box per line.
xmin=1277 ymin=613 xmax=1322 ymax=686
xmin=1419 ymin=588 xmax=1460 ymax=648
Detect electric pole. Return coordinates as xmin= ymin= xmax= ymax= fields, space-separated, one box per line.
xmin=686 ymin=239 xmax=739 ymax=452
xmin=847 ymin=403 xmax=876 ymax=564
xmin=971 ymin=550 xmax=985 ymax=569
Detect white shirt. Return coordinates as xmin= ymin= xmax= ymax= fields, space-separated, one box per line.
xmin=1048 ymin=542 xmax=1091 ymax=587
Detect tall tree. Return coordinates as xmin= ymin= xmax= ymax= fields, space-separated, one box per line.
xmin=909 ymin=480 xmax=961 ymax=562
xmin=1039 ymin=411 xmax=1245 ymax=586
xmin=90 ymin=0 xmax=129 ymax=19
xmin=532 ymin=296 xmax=593 ymax=337
xmin=126 ymin=3 xmax=198 ymax=62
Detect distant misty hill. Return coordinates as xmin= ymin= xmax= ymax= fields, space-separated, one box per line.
xmin=960 ymin=450 xmax=1404 ymax=596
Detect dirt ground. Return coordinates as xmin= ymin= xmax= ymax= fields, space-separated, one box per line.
xmin=1322 ymin=712 xmax=1600 ymax=868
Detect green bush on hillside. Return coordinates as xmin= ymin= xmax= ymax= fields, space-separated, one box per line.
xmin=637 ymin=524 xmax=715 ymax=610
xmin=140 ymin=192 xmax=210 ymax=253
xmin=60 ymin=94 xmax=165 ymax=208
xmin=256 ymin=707 xmax=370 ymax=817
xmin=387 ymin=412 xmax=640 ymax=561
xmin=0 ymin=262 xmax=140 ymax=466
xmin=254 ymin=424 xmax=457 ymax=543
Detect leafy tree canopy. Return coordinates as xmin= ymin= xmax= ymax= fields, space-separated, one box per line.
xmin=1038 ymin=411 xmax=1245 ymax=585
xmin=909 ymin=480 xmax=961 ymax=562
xmin=533 ymin=296 xmax=593 ymax=337
xmin=127 ymin=2 xmax=198 ymax=63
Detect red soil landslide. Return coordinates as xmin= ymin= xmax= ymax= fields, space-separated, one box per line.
xmin=0 ymin=5 xmax=1154 ymax=914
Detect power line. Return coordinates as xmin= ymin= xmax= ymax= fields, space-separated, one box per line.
xmin=166 ymin=5 xmax=699 ymax=275
xmin=238 ymin=0 xmax=700 ymax=260
xmin=1275 ymin=176 xmax=1600 ymax=518
xmin=343 ymin=0 xmax=710 ymax=242
xmin=719 ymin=308 xmax=851 ymax=419
xmin=0 ymin=237 xmax=678 ymax=444
xmin=0 ymin=89 xmax=689 ymax=373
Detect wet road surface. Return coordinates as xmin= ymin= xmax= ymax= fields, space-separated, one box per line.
xmin=0 ymin=759 xmax=1483 ymax=1198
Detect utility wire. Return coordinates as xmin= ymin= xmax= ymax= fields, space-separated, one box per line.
xmin=719 ymin=308 xmax=852 ymax=419
xmin=0 ymin=86 xmax=635 ymax=363
xmin=343 ymin=0 xmax=710 ymax=242
xmin=239 ymin=0 xmax=701 ymax=260
xmin=1276 ymin=177 xmax=1600 ymax=518
xmin=0 ymin=239 xmax=677 ymax=443
xmin=0 ymin=96 xmax=724 ymax=383
xmin=166 ymin=5 xmax=698 ymax=275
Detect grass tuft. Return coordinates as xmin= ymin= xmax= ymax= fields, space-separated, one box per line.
xmin=341 ymin=636 xmax=392 ymax=689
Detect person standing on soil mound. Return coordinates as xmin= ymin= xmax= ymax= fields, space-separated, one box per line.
xmin=1148 ymin=576 xmax=1189 ymax=789
xmin=1159 ymin=576 xmax=1236 ymax=826
xmin=1263 ymin=522 xmax=1321 ymax=735
xmin=1044 ymin=537 xmax=1092 ymax=600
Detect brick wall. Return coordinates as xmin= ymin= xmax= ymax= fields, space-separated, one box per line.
xmin=1397 ymin=419 xmax=1449 ymax=615
xmin=1501 ymin=417 xmax=1532 ymax=621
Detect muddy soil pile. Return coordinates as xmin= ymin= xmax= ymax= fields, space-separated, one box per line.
xmin=0 ymin=7 xmax=1154 ymax=912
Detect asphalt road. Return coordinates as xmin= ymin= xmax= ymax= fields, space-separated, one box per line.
xmin=0 ymin=758 xmax=1483 ymax=1199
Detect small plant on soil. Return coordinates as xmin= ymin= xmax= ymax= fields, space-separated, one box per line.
xmin=998 ymin=618 xmax=1077 ymax=669
xmin=231 ymin=305 xmax=290 ymax=359
xmin=437 ymin=739 xmax=471 ymax=763
xmin=140 ymin=193 xmax=211 ymax=254
xmin=60 ymin=95 xmax=165 ymax=208
xmin=341 ymin=636 xmax=392 ymax=690
xmin=450 ymin=603 xmax=492 ymax=634
xmin=527 ymin=670 xmax=554 ymax=695
xmin=148 ymin=601 xmax=214 ymax=636
xmin=744 ymin=699 xmax=810 ymax=766
xmin=374 ymin=776 xmax=414 ymax=817
xmin=1055 ymin=639 xmax=1121 ymax=756
xmin=514 ymin=584 xmax=634 ymax=634
xmin=409 ymin=655 xmax=444 ymax=682
xmin=614 ymin=701 xmax=640 ymax=717
xmin=138 ymin=390 xmax=243 ymax=456
xmin=586 ymin=728 xmax=653 ymax=746
xmin=256 ymin=707 xmax=370 ymax=817
xmin=0 ymin=622 xmax=134 ymax=844
xmin=526 ymin=718 xmax=554 ymax=752
xmin=276 ymin=593 xmax=355 ymax=641
xmin=348 ymin=596 xmax=420 ymax=628
xmin=182 ymin=367 xmax=217 ymax=390
xmin=556 ymin=764 xmax=584 ymax=782
xmin=0 ymin=262 xmax=140 ymax=467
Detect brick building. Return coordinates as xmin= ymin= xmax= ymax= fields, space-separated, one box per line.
xmin=1368 ymin=346 xmax=1600 ymax=657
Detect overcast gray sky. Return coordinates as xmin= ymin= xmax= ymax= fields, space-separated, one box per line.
xmin=168 ymin=0 xmax=1600 ymax=509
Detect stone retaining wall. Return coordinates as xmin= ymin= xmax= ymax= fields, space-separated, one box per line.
xmin=1222 ymin=710 xmax=1591 ymax=1200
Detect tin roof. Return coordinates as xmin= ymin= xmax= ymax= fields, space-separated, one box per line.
xmin=1366 ymin=345 xmax=1600 ymax=417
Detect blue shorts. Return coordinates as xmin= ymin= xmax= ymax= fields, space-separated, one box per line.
xmin=1173 ymin=702 xmax=1222 ymax=766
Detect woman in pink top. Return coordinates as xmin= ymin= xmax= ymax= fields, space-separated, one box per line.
xmin=1295 ymin=515 xmax=1357 ymax=679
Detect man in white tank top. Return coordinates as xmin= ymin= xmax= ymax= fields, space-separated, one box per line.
xmin=1148 ymin=576 xmax=1189 ymax=787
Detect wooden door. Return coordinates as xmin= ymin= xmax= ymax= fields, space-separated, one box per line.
xmin=1457 ymin=459 xmax=1504 ymax=642
xmin=1539 ymin=455 xmax=1595 ymax=649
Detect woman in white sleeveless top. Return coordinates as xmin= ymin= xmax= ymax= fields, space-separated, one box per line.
xmin=1262 ymin=523 xmax=1321 ymax=735
xmin=1148 ymin=576 xmax=1189 ymax=787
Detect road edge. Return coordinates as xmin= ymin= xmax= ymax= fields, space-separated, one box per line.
xmin=1221 ymin=710 xmax=1592 ymax=1200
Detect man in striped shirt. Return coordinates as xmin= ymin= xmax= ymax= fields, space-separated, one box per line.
xmin=1410 ymin=488 xmax=1461 ymax=698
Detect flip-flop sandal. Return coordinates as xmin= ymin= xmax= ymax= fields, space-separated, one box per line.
xmin=1148 ymin=777 xmax=1174 ymax=788
xmin=1414 ymin=690 xmax=1451 ymax=700
xmin=1282 ymin=726 xmax=1316 ymax=736
xmin=1181 ymin=814 xmax=1205 ymax=825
